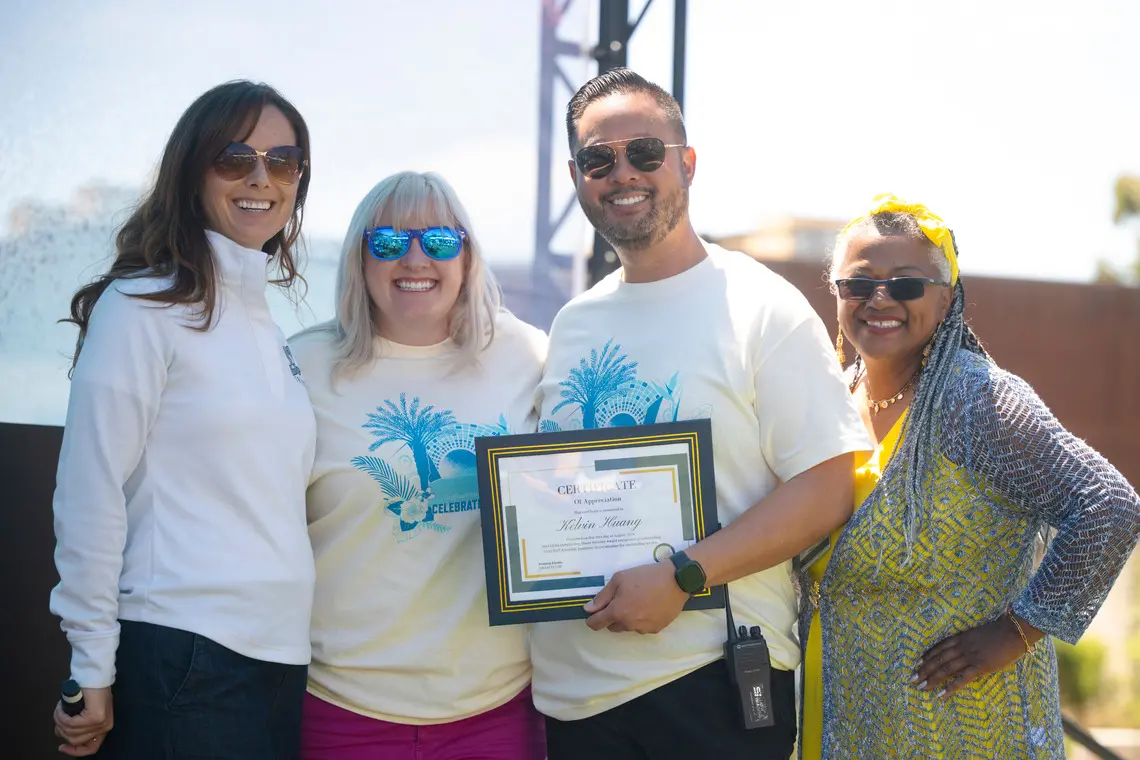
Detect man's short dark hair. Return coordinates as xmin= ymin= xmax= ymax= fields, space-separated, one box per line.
xmin=565 ymin=68 xmax=686 ymax=153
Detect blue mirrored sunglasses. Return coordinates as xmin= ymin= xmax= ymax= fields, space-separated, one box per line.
xmin=364 ymin=226 xmax=467 ymax=261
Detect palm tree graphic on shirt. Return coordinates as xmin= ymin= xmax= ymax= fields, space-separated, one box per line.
xmin=351 ymin=393 xmax=456 ymax=541
xmin=364 ymin=393 xmax=454 ymax=489
xmin=552 ymin=339 xmax=639 ymax=429
xmin=544 ymin=343 xmax=703 ymax=430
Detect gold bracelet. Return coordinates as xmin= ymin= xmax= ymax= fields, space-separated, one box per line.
xmin=1007 ymin=610 xmax=1035 ymax=654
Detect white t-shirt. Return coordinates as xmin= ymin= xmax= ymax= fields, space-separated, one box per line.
xmin=532 ymin=243 xmax=870 ymax=720
xmin=291 ymin=311 xmax=548 ymax=724
xmin=50 ymin=230 xmax=317 ymax=688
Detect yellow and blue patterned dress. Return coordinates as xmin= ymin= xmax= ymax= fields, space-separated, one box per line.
xmin=801 ymin=412 xmax=907 ymax=760
xmin=802 ymin=417 xmax=898 ymax=760
xmin=809 ymin=351 xmax=1140 ymax=759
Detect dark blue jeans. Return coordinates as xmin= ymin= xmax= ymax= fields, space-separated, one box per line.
xmin=99 ymin=620 xmax=307 ymax=759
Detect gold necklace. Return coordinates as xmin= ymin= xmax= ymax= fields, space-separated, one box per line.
xmin=859 ymin=341 xmax=932 ymax=415
xmin=866 ymin=371 xmax=920 ymax=415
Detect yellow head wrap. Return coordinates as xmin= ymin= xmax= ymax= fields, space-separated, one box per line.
xmin=840 ymin=194 xmax=959 ymax=286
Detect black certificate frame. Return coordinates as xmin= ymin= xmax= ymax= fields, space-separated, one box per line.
xmin=476 ymin=419 xmax=723 ymax=625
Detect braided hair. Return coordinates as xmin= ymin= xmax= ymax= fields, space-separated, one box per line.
xmin=893 ymin=271 xmax=989 ymax=552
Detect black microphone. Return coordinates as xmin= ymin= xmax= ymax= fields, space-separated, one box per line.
xmin=60 ymin=679 xmax=85 ymax=717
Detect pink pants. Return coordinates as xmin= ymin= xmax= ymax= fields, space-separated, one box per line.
xmin=300 ymin=688 xmax=547 ymax=760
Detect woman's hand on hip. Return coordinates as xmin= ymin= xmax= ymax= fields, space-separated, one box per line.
xmin=912 ymin=614 xmax=1040 ymax=698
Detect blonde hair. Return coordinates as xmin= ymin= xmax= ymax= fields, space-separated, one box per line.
xmin=317 ymin=171 xmax=500 ymax=378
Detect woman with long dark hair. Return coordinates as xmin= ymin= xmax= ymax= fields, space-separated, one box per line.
xmin=50 ymin=80 xmax=316 ymax=759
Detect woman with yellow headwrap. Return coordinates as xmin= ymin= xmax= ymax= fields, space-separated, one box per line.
xmin=797 ymin=195 xmax=1140 ymax=759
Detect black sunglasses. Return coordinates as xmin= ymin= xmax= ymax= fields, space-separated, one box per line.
xmin=834 ymin=277 xmax=948 ymax=302
xmin=574 ymin=137 xmax=685 ymax=179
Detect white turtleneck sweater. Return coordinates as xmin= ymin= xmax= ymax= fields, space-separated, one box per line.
xmin=50 ymin=230 xmax=317 ymax=689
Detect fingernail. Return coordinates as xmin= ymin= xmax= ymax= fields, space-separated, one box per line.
xmin=908 ymin=674 xmax=919 ymax=684
xmin=918 ymin=680 xmax=927 ymax=689
xmin=936 ymin=689 xmax=946 ymax=698
xmin=916 ymin=658 xmax=923 ymax=666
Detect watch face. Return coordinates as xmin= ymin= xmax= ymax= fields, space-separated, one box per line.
xmin=677 ymin=562 xmax=705 ymax=594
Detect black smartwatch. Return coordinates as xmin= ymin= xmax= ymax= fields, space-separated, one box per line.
xmin=668 ymin=550 xmax=707 ymax=595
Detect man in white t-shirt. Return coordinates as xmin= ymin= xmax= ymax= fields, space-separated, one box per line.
xmin=533 ymin=68 xmax=871 ymax=760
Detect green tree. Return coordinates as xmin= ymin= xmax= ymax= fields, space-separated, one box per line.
xmin=1096 ymin=175 xmax=1140 ymax=285
xmin=1115 ymin=174 xmax=1140 ymax=223
xmin=1055 ymin=637 xmax=1108 ymax=720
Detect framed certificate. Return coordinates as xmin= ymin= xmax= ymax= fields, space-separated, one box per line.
xmin=476 ymin=420 xmax=724 ymax=625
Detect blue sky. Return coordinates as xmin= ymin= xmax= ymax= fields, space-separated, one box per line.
xmin=3 ymin=0 xmax=1139 ymax=281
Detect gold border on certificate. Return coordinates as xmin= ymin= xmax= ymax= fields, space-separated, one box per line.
xmin=475 ymin=420 xmax=722 ymax=625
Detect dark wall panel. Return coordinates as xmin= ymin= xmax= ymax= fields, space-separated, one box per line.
xmin=2 ymin=423 xmax=69 ymax=758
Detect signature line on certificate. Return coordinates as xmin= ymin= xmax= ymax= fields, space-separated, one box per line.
xmin=521 ymin=539 xmax=582 ymax=579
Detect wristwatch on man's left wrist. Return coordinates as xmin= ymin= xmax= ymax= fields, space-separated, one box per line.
xmin=668 ymin=550 xmax=707 ymax=595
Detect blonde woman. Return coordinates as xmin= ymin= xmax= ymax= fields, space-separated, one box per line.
xmin=291 ymin=172 xmax=548 ymax=760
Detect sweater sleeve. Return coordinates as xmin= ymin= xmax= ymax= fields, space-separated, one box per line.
xmin=49 ymin=286 xmax=171 ymax=687
xmin=942 ymin=360 xmax=1140 ymax=644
